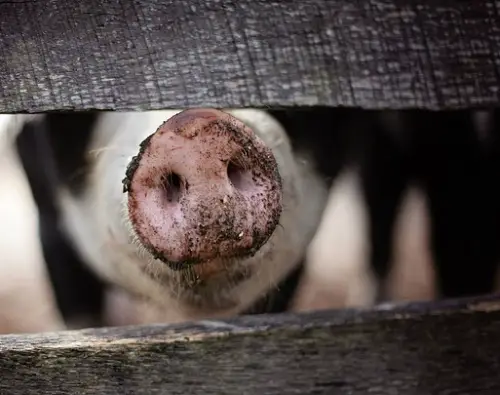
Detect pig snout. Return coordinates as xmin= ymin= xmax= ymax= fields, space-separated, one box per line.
xmin=122 ymin=108 xmax=283 ymax=273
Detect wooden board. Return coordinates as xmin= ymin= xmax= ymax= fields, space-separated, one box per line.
xmin=2 ymin=293 xmax=500 ymax=394
xmin=1 ymin=0 xmax=499 ymax=113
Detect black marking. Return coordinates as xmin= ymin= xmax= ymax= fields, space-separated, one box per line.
xmin=267 ymin=107 xmax=355 ymax=181
xmin=410 ymin=110 xmax=500 ymax=298
xmin=363 ymin=109 xmax=500 ymax=301
xmin=359 ymin=111 xmax=411 ymax=301
xmin=15 ymin=114 xmax=106 ymax=328
xmin=43 ymin=112 xmax=100 ymax=196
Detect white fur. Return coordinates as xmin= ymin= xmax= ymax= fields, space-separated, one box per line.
xmin=59 ymin=109 xmax=329 ymax=324
xmin=0 ymin=115 xmax=65 ymax=334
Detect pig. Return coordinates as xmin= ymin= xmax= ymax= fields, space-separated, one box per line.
xmin=14 ymin=113 xmax=106 ymax=329
xmin=9 ymin=106 xmax=498 ymax=333
xmin=0 ymin=114 xmax=65 ymax=334
xmin=11 ymin=108 xmax=342 ymax=329
xmin=380 ymin=109 xmax=500 ymax=300
xmin=295 ymin=109 xmax=500 ymax=312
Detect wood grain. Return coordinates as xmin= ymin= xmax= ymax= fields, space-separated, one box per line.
xmin=2 ymin=293 xmax=500 ymax=394
xmin=1 ymin=0 xmax=499 ymax=112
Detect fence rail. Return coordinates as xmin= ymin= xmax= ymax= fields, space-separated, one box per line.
xmin=1 ymin=0 xmax=499 ymax=113
xmin=1 ymin=294 xmax=500 ymax=394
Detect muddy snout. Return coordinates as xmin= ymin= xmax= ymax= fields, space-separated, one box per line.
xmin=123 ymin=108 xmax=283 ymax=271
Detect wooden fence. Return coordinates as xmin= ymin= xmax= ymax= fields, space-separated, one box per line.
xmin=1 ymin=0 xmax=500 ymax=393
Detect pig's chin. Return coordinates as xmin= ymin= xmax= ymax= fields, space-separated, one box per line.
xmin=179 ymin=256 xmax=253 ymax=288
xmin=151 ymin=252 xmax=257 ymax=289
xmin=145 ymin=255 xmax=255 ymax=311
xmin=136 ymin=238 xmax=275 ymax=311
xmin=166 ymin=254 xmax=251 ymax=277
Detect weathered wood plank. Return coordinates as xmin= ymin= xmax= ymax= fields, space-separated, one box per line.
xmin=1 ymin=294 xmax=500 ymax=394
xmin=1 ymin=0 xmax=500 ymax=113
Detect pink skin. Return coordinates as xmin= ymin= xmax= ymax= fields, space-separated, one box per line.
xmin=124 ymin=109 xmax=283 ymax=277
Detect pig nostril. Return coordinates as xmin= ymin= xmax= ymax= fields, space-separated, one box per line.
xmin=227 ymin=161 xmax=251 ymax=191
xmin=161 ymin=173 xmax=183 ymax=203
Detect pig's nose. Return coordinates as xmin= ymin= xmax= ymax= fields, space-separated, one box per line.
xmin=123 ymin=109 xmax=283 ymax=270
